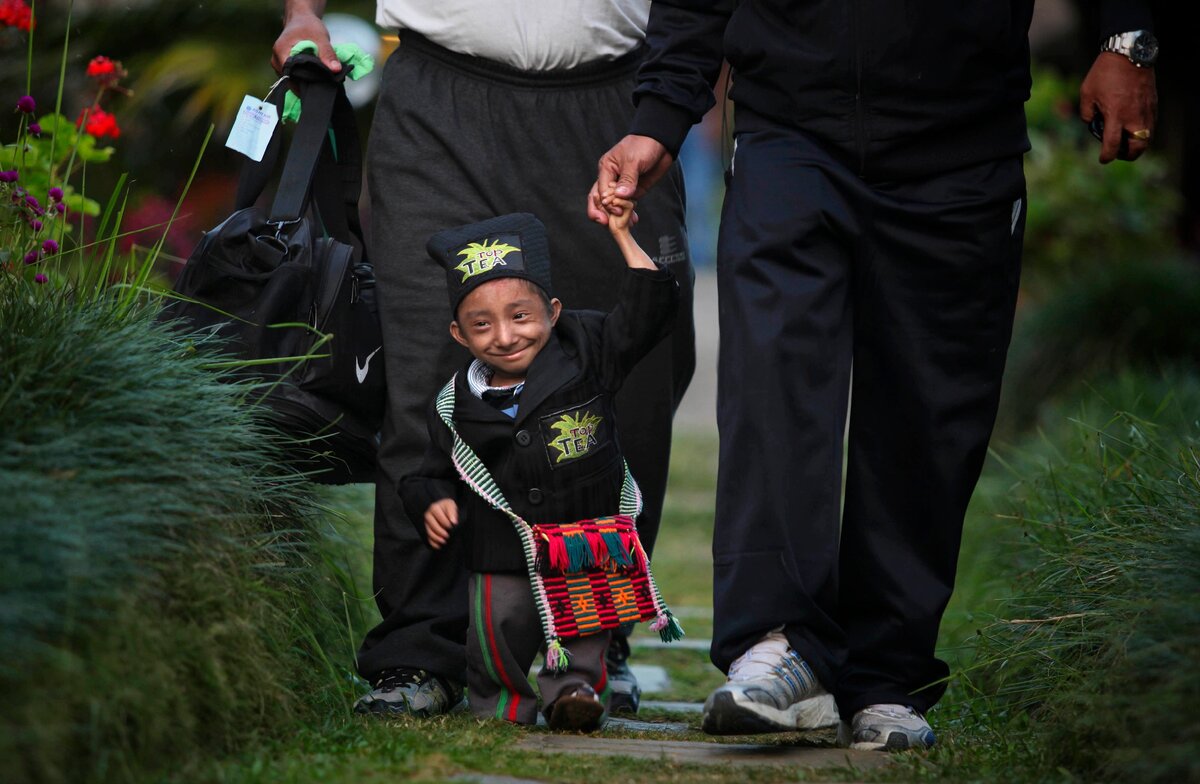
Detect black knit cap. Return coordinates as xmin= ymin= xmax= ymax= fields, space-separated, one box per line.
xmin=427 ymin=213 xmax=553 ymax=317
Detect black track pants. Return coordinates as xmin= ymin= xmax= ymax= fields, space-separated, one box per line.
xmin=711 ymin=122 xmax=1024 ymax=717
xmin=356 ymin=35 xmax=695 ymax=684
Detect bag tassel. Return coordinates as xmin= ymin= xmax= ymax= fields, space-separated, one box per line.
xmin=548 ymin=535 xmax=569 ymax=572
xmin=650 ymin=610 xmax=684 ymax=643
xmin=602 ymin=531 xmax=632 ymax=567
xmin=565 ymin=530 xmax=594 ymax=572
xmin=545 ymin=638 xmax=571 ymax=673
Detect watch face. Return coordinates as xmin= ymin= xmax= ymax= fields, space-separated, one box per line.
xmin=1132 ymin=32 xmax=1159 ymax=65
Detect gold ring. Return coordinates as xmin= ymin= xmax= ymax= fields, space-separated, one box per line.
xmin=1130 ymin=129 xmax=1151 ymax=141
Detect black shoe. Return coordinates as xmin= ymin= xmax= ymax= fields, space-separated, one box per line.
xmin=548 ymin=685 xmax=605 ymax=732
xmin=605 ymin=633 xmax=641 ymax=714
xmin=353 ymin=668 xmax=459 ymax=718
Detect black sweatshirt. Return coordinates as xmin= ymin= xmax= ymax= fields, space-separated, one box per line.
xmin=630 ymin=0 xmax=1154 ymax=181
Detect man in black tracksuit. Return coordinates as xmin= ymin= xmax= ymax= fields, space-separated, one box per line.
xmin=589 ymin=0 xmax=1159 ymax=750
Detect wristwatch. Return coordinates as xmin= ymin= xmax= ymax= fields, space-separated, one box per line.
xmin=1101 ymin=30 xmax=1159 ymax=67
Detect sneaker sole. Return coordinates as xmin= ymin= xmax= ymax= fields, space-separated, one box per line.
xmin=702 ymin=690 xmax=840 ymax=735
xmin=848 ymin=729 xmax=936 ymax=752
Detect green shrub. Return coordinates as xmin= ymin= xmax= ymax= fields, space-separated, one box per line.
xmin=1001 ymin=256 xmax=1200 ymax=431
xmin=968 ymin=372 xmax=1200 ymax=783
xmin=0 ymin=280 xmax=364 ymax=784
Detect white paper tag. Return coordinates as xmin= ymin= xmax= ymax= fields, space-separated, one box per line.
xmin=225 ymin=96 xmax=278 ymax=162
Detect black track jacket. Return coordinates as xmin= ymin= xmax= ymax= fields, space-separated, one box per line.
xmin=629 ymin=0 xmax=1153 ymax=180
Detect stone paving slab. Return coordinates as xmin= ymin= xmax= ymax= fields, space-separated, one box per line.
xmin=514 ymin=735 xmax=891 ymax=771
xmin=604 ymin=716 xmax=691 ymax=733
xmin=640 ymin=700 xmax=704 ymax=713
xmin=628 ymin=664 xmax=672 ymax=693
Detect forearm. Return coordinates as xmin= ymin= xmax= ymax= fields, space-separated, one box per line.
xmin=283 ymin=0 xmax=326 ymax=23
xmin=630 ymin=0 xmax=734 ymax=157
xmin=611 ymin=228 xmax=655 ymax=271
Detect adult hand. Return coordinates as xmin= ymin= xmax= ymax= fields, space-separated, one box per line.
xmin=424 ymin=499 xmax=459 ymax=549
xmin=588 ymin=135 xmax=673 ymax=226
xmin=272 ymin=3 xmax=341 ymax=75
xmin=1079 ymin=52 xmax=1156 ymax=164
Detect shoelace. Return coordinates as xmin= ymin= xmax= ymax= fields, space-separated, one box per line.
xmin=727 ymin=630 xmax=791 ymax=681
xmin=374 ymin=668 xmax=427 ymax=691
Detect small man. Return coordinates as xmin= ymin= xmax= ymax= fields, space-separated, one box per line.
xmin=401 ymin=204 xmax=680 ymax=731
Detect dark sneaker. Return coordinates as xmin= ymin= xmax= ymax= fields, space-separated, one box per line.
xmin=841 ymin=704 xmax=936 ymax=751
xmin=548 ymin=685 xmax=605 ymax=732
xmin=702 ymin=630 xmax=839 ymax=735
xmin=605 ymin=633 xmax=641 ymax=714
xmin=353 ymin=668 xmax=458 ymax=718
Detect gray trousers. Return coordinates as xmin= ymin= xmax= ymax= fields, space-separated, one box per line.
xmin=467 ymin=573 xmax=610 ymax=724
xmin=356 ymin=33 xmax=695 ymax=684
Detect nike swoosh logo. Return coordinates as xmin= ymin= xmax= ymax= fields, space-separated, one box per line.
xmin=356 ymin=347 xmax=382 ymax=384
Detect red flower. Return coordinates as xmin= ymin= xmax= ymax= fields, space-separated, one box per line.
xmin=76 ymin=106 xmax=121 ymax=139
xmin=85 ymin=55 xmax=126 ymax=87
xmin=0 ymin=0 xmax=34 ymax=32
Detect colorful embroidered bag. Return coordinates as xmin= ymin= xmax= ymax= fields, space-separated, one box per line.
xmin=435 ymin=375 xmax=682 ymax=672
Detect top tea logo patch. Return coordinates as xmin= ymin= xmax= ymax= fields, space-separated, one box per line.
xmin=455 ymin=239 xmax=521 ymax=282
xmin=547 ymin=409 xmax=603 ymax=464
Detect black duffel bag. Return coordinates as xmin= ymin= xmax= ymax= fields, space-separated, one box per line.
xmin=162 ymin=55 xmax=384 ymax=484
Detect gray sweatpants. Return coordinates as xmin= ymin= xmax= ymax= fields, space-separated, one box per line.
xmin=467 ymin=572 xmax=610 ymax=724
xmin=357 ymin=32 xmax=695 ymax=684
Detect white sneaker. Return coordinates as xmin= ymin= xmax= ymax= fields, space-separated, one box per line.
xmin=702 ymin=630 xmax=839 ymax=735
xmin=839 ymin=703 xmax=936 ymax=751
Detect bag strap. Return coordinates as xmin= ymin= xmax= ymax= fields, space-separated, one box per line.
xmin=434 ymin=375 xmax=679 ymax=670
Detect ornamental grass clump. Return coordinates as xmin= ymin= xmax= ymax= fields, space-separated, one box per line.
xmin=970 ymin=373 xmax=1200 ymax=783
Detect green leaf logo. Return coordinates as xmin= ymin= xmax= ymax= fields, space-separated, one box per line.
xmin=455 ymin=239 xmax=520 ymax=282
xmin=547 ymin=410 xmax=602 ymax=464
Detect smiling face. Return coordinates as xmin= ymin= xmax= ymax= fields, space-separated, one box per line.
xmin=450 ymin=277 xmax=561 ymax=386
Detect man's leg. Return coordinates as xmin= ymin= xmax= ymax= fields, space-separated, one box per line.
xmin=704 ymin=125 xmax=856 ymax=733
xmin=836 ymin=157 xmax=1025 ymax=748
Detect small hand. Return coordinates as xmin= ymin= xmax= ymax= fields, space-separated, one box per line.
xmin=1079 ymin=52 xmax=1156 ymax=163
xmin=272 ymin=11 xmax=342 ymax=75
xmin=424 ymin=498 xmax=459 ymax=549
xmin=604 ymin=192 xmax=638 ymax=235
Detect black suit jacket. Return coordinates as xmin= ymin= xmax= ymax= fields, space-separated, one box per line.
xmin=401 ymin=266 xmax=679 ymax=572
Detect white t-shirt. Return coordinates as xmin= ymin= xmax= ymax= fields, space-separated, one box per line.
xmin=376 ymin=0 xmax=650 ymax=71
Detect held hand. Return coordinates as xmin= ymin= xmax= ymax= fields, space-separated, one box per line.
xmin=587 ymin=135 xmax=673 ymax=226
xmin=604 ymin=193 xmax=637 ymax=234
xmin=1079 ymin=52 xmax=1157 ymax=163
xmin=272 ymin=9 xmax=341 ymax=75
xmin=424 ymin=499 xmax=459 ymax=550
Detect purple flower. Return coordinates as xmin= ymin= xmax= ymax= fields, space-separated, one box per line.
xmin=55 ymin=202 xmax=67 ymax=214
xmin=30 ymin=219 xmax=42 ymax=231
xmin=16 ymin=95 xmax=36 ymax=113
xmin=24 ymin=194 xmax=39 ymax=208
xmin=48 ymin=186 xmax=63 ymax=201
xmin=0 ymin=170 xmax=17 ymax=183
xmin=42 ymin=239 xmax=59 ymax=255
xmin=28 ymin=122 xmax=41 ymax=135
xmin=24 ymin=250 xmax=39 ymax=264
xmin=35 ymin=273 xmax=48 ymax=284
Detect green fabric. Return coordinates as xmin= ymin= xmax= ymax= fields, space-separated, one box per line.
xmin=282 ymin=39 xmax=375 ymax=124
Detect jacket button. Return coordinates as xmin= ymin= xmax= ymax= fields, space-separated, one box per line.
xmin=515 ymin=430 xmax=532 ymax=447
xmin=527 ymin=488 xmax=543 ymax=505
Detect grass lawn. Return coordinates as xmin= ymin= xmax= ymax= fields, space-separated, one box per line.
xmin=195 ymin=429 xmax=1029 ymax=783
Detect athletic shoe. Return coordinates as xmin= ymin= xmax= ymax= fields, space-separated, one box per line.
xmin=547 ymin=685 xmax=605 ymax=732
xmin=605 ymin=634 xmax=641 ymax=714
xmin=702 ymin=629 xmax=839 ymax=735
xmin=841 ymin=704 xmax=936 ymax=751
xmin=353 ymin=668 xmax=458 ymax=717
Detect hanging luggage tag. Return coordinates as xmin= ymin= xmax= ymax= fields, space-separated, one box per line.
xmin=225 ymin=79 xmax=283 ymax=162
